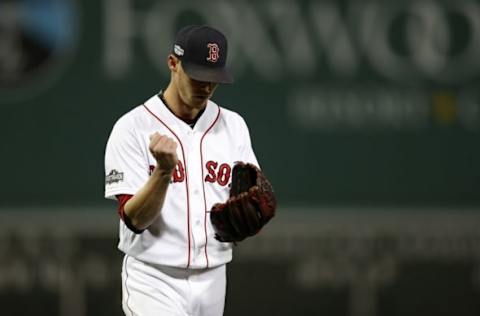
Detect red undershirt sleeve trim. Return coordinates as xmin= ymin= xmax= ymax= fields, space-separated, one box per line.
xmin=115 ymin=194 xmax=145 ymax=234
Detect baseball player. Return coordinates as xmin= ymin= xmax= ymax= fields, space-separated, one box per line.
xmin=104 ymin=25 xmax=276 ymax=316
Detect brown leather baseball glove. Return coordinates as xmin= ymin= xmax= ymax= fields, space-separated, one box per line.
xmin=210 ymin=162 xmax=277 ymax=242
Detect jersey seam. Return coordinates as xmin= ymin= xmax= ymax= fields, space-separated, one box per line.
xmin=105 ymin=188 xmax=138 ymax=199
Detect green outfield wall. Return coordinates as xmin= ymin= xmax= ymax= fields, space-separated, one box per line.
xmin=1 ymin=0 xmax=479 ymax=207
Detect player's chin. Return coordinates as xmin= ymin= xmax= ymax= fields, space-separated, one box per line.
xmin=190 ymin=95 xmax=209 ymax=107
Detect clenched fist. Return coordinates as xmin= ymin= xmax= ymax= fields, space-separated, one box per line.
xmin=149 ymin=133 xmax=178 ymax=174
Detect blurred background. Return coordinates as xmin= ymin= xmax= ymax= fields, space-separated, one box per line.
xmin=1 ymin=0 xmax=480 ymax=315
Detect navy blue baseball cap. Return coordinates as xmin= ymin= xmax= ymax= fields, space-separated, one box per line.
xmin=172 ymin=25 xmax=234 ymax=84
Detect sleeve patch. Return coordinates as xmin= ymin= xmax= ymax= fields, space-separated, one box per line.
xmin=106 ymin=169 xmax=124 ymax=185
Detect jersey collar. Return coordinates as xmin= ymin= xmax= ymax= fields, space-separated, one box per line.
xmin=144 ymin=94 xmax=221 ymax=136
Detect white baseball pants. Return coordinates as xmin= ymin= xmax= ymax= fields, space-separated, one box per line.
xmin=121 ymin=255 xmax=227 ymax=316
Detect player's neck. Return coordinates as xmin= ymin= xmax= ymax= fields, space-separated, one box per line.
xmin=163 ymin=86 xmax=205 ymax=121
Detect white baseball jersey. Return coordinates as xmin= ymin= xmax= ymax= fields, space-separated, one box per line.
xmin=104 ymin=94 xmax=258 ymax=269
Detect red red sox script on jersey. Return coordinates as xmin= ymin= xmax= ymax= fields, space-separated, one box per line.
xmin=150 ymin=161 xmax=231 ymax=186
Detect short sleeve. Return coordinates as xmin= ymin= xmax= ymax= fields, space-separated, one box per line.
xmin=238 ymin=116 xmax=259 ymax=168
xmin=104 ymin=116 xmax=149 ymax=200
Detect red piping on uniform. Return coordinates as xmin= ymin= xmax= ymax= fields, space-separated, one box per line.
xmin=200 ymin=106 xmax=221 ymax=269
xmin=143 ymin=104 xmax=192 ymax=269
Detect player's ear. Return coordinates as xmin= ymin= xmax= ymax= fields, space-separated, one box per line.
xmin=167 ymin=54 xmax=179 ymax=72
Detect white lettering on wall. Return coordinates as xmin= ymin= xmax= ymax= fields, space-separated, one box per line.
xmin=103 ymin=0 xmax=480 ymax=83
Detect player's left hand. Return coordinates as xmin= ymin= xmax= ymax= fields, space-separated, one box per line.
xmin=210 ymin=162 xmax=277 ymax=242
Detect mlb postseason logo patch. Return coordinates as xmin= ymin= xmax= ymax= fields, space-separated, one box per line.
xmin=174 ymin=44 xmax=184 ymax=56
xmin=105 ymin=169 xmax=124 ymax=185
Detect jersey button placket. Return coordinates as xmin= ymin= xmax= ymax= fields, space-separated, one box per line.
xmin=188 ymin=130 xmax=206 ymax=267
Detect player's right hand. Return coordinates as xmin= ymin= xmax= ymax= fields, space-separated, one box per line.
xmin=149 ymin=133 xmax=178 ymax=174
